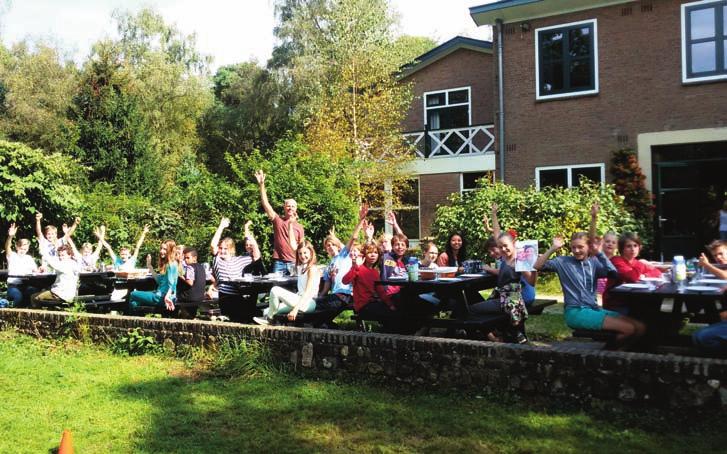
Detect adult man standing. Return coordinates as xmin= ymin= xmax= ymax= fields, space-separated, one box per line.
xmin=255 ymin=169 xmax=304 ymax=275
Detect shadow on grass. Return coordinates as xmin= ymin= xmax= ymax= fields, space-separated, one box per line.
xmin=113 ymin=368 xmax=727 ymax=454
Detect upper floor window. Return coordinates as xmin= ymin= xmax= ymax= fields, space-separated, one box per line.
xmin=535 ymin=19 xmax=599 ymax=100
xmin=682 ymin=0 xmax=727 ymax=83
xmin=535 ymin=163 xmax=604 ymax=190
xmin=423 ymin=87 xmax=470 ymax=130
xmin=460 ymin=171 xmax=492 ymax=193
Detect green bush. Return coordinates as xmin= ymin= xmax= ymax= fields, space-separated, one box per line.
xmin=0 ymin=140 xmax=84 ymax=238
xmin=227 ymin=135 xmax=359 ymax=263
xmin=431 ymin=179 xmax=641 ymax=258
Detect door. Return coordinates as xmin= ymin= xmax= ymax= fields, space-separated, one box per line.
xmin=655 ymin=160 xmax=726 ymax=260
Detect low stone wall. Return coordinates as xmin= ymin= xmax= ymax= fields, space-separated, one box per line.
xmin=1 ymin=308 xmax=726 ymax=409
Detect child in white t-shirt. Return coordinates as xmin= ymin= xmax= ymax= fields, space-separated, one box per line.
xmin=4 ymin=223 xmax=41 ymax=307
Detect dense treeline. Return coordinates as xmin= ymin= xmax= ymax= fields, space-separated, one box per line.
xmin=0 ymin=2 xmax=436 ymax=263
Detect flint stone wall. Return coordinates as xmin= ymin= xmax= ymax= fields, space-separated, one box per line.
xmin=2 ymin=308 xmax=726 ymax=409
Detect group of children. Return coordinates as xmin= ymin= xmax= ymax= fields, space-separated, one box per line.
xmin=4 ymin=190 xmax=727 ymax=355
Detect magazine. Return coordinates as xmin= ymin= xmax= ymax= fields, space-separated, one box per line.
xmin=515 ymin=240 xmax=538 ymax=272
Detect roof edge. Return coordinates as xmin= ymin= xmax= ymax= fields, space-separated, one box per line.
xmin=399 ymin=36 xmax=493 ymax=78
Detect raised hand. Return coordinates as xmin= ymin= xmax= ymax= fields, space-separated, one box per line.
xmin=219 ymin=217 xmax=231 ymax=229
xmin=552 ymin=236 xmax=564 ymax=250
xmin=35 ymin=212 xmax=43 ymax=221
xmin=328 ymin=225 xmax=336 ymax=237
xmin=62 ymin=223 xmax=70 ymax=234
xmin=590 ymin=202 xmax=600 ymax=217
xmin=146 ymin=254 xmax=153 ymax=269
xmin=482 ymin=212 xmax=492 ymax=232
xmin=74 ymin=216 xmax=81 ymax=224
xmin=491 ymin=202 xmax=498 ymax=213
xmin=254 ymin=169 xmax=266 ymax=185
xmin=359 ymin=202 xmax=369 ymax=221
xmin=142 ymin=224 xmax=150 ymax=234
xmin=363 ymin=220 xmax=374 ymax=241
xmin=8 ymin=223 xmax=17 ymax=236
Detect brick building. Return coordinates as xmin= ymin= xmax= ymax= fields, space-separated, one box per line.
xmin=399 ymin=36 xmax=496 ymax=239
xmin=470 ymin=0 xmax=727 ymax=257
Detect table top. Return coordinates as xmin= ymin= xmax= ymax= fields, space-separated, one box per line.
xmin=610 ymin=281 xmax=726 ymax=300
xmin=378 ymin=273 xmax=497 ymax=289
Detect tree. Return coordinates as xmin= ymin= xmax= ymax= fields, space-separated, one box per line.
xmin=69 ymin=47 xmax=158 ymax=195
xmin=274 ymin=0 xmax=417 ymax=200
xmin=198 ymin=62 xmax=299 ymax=177
xmin=0 ymin=140 xmax=84 ymax=235
xmin=392 ymin=35 xmax=438 ymax=67
xmin=0 ymin=41 xmax=79 ymax=154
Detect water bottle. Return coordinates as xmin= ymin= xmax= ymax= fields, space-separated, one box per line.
xmin=673 ymin=255 xmax=687 ymax=291
xmin=406 ymin=257 xmax=419 ymax=282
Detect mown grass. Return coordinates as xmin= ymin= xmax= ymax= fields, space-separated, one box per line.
xmin=0 ymin=329 xmax=725 ymax=453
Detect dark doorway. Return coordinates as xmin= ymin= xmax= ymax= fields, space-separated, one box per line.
xmin=653 ymin=141 xmax=727 ymax=260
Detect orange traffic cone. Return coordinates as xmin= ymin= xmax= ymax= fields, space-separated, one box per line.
xmin=58 ymin=430 xmax=74 ymax=454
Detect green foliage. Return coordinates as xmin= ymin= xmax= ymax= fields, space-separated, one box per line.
xmin=392 ymin=35 xmax=438 ymax=66
xmin=112 ymin=327 xmax=160 ymax=356
xmin=206 ymin=338 xmax=276 ymax=379
xmin=611 ymin=148 xmax=654 ymax=248
xmin=199 ymin=62 xmax=299 ymax=177
xmin=0 ymin=140 xmax=84 ymax=234
xmin=227 ymin=135 xmax=358 ymax=262
xmin=432 ymin=179 xmax=640 ymax=258
xmin=70 ymin=49 xmax=159 ymax=195
xmin=0 ymin=41 xmax=79 ymax=154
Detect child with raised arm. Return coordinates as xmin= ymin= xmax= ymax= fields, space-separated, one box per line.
xmin=254 ymin=239 xmax=320 ymax=324
xmin=5 ymin=223 xmax=41 ymax=307
xmin=102 ymin=225 xmax=149 ymax=271
xmin=77 ymin=226 xmax=105 ymax=272
xmin=31 ymin=244 xmax=81 ymax=307
xmin=209 ymin=217 xmax=262 ymax=322
xmin=255 ymin=169 xmax=304 ymax=275
xmin=469 ymin=231 xmax=535 ymax=343
xmin=129 ymin=240 xmax=178 ymax=313
xmin=534 ymin=233 xmax=646 ymax=350
xmin=34 ymin=212 xmax=79 ymax=257
xmin=692 ymin=240 xmax=727 ymax=355
xmin=342 ymin=205 xmax=394 ymax=320
xmin=317 ymin=224 xmax=355 ymax=311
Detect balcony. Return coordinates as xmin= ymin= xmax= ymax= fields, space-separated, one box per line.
xmin=403 ymin=123 xmax=495 ymax=159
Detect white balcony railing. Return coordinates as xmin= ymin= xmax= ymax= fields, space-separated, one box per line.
xmin=403 ymin=124 xmax=495 ymax=159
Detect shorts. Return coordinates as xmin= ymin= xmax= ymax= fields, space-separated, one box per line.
xmin=564 ymin=306 xmax=621 ymax=331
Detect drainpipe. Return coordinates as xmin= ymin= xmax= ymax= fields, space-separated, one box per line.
xmin=496 ymin=19 xmax=505 ymax=182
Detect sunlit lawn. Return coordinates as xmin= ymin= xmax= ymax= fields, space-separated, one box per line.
xmin=0 ymin=330 xmax=724 ymax=453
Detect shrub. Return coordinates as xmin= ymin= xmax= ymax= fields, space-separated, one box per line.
xmin=610 ymin=148 xmax=654 ymax=250
xmin=431 ymin=179 xmax=641 ymax=258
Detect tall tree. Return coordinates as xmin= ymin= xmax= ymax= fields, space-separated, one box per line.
xmin=0 ymin=42 xmax=79 ymax=154
xmin=274 ymin=0 xmax=418 ymax=200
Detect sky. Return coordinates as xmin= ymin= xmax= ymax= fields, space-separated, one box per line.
xmin=0 ymin=0 xmax=494 ymax=70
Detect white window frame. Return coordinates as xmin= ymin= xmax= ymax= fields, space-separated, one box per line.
xmin=534 ymin=19 xmax=599 ymax=101
xmin=535 ymin=163 xmax=605 ymax=190
xmin=681 ymin=0 xmax=727 ymax=84
xmin=460 ymin=171 xmax=491 ymax=193
xmin=422 ymin=86 xmax=472 ymax=128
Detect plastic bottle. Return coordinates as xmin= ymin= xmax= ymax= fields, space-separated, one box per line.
xmin=673 ymin=255 xmax=687 ymax=291
xmin=406 ymin=257 xmax=419 ymax=282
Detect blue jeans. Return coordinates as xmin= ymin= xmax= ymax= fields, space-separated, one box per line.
xmin=272 ymin=260 xmax=292 ymax=276
xmin=7 ymin=285 xmax=37 ymax=308
xmin=693 ymin=321 xmax=727 ymax=355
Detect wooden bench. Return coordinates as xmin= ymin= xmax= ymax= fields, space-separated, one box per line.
xmin=350 ymin=312 xmax=509 ymax=337
xmin=528 ymin=298 xmax=558 ymax=315
xmin=571 ymin=329 xmax=619 ymax=342
xmin=273 ymin=304 xmax=354 ymax=328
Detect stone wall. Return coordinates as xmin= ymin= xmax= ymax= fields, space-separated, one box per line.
xmin=2 ymin=309 xmax=726 ymax=409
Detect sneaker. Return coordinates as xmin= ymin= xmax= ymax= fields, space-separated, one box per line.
xmin=514 ymin=332 xmax=528 ymax=344
xmin=253 ymin=316 xmax=270 ymax=326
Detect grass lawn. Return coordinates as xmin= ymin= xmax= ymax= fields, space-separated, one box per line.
xmin=1 ymin=330 xmax=725 ymax=453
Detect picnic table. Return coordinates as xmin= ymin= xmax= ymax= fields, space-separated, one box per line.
xmin=365 ymin=273 xmax=503 ymax=334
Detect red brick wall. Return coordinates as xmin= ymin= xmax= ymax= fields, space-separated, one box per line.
xmin=401 ymin=48 xmax=495 ymax=132
xmin=419 ymin=173 xmax=461 ymax=238
xmin=497 ymin=0 xmax=727 ymax=187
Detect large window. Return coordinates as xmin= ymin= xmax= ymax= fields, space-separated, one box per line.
xmin=423 ymin=87 xmax=470 ymax=130
xmin=682 ymin=0 xmax=727 ymax=83
xmin=535 ymin=164 xmax=605 ymax=190
xmin=535 ymin=19 xmax=598 ymax=100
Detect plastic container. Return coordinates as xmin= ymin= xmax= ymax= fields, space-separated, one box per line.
xmin=673 ymin=255 xmax=687 ymax=291
xmin=406 ymin=257 xmax=419 ymax=282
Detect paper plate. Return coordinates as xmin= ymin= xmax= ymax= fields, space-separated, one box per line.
xmin=694 ymin=279 xmax=727 ymax=285
xmin=686 ymin=286 xmax=722 ymax=292
xmin=618 ymin=283 xmax=650 ymax=289
xmin=459 ymin=273 xmax=485 ymax=278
